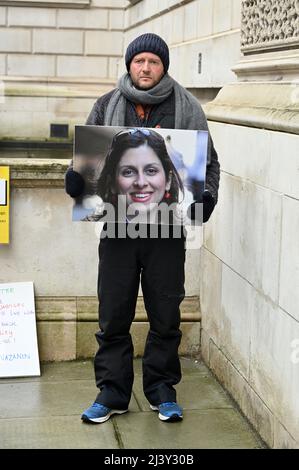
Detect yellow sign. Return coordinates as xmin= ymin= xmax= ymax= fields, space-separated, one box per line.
xmin=0 ymin=166 xmax=9 ymax=244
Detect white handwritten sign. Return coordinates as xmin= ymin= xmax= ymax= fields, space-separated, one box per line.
xmin=0 ymin=178 xmax=7 ymax=205
xmin=0 ymin=282 xmax=40 ymax=377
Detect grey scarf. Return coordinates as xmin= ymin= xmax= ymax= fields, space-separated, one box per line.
xmin=104 ymin=73 xmax=211 ymax=162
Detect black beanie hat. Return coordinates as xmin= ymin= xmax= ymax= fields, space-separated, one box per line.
xmin=125 ymin=33 xmax=169 ymax=73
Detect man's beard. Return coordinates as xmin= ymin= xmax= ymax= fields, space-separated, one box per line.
xmin=133 ymin=82 xmax=154 ymax=91
xmin=131 ymin=75 xmax=163 ymax=90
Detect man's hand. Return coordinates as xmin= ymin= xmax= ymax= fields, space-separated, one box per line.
xmin=65 ymin=169 xmax=85 ymax=198
xmin=187 ymin=189 xmax=216 ymax=223
xmin=202 ymin=189 xmax=215 ymax=223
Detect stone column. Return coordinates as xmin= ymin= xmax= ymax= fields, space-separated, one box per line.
xmin=201 ymin=0 xmax=299 ymax=449
xmin=205 ymin=0 xmax=299 ymax=134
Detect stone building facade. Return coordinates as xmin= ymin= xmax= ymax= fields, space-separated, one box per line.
xmin=0 ymin=0 xmax=126 ymax=139
xmin=202 ymin=0 xmax=299 ymax=449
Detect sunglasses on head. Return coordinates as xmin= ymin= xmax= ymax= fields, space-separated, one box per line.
xmin=112 ymin=128 xmax=151 ymax=141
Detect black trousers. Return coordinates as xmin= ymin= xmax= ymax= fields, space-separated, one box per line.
xmin=94 ymin=235 xmax=186 ymax=409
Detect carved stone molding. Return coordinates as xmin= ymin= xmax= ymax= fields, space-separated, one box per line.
xmin=204 ymin=82 xmax=299 ymax=135
xmin=241 ymin=0 xmax=299 ymax=54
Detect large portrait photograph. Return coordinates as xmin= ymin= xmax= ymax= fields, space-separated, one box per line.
xmin=72 ymin=125 xmax=208 ymax=226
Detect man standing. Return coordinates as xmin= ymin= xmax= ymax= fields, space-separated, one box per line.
xmin=65 ymin=33 xmax=220 ymax=423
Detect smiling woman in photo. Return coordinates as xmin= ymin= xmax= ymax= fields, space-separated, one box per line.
xmin=88 ymin=128 xmax=184 ymax=222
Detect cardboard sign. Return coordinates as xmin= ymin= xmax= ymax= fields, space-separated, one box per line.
xmin=0 ymin=166 xmax=10 ymax=244
xmin=0 ymin=282 xmax=40 ymax=378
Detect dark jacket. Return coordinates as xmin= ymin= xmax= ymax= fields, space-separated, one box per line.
xmin=85 ymin=89 xmax=220 ymax=203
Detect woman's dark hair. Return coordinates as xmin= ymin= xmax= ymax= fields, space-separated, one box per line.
xmin=98 ymin=128 xmax=184 ymax=205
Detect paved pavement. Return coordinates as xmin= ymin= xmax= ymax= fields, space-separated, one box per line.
xmin=0 ymin=358 xmax=265 ymax=449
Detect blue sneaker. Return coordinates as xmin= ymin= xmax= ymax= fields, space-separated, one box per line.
xmin=150 ymin=402 xmax=183 ymax=422
xmin=81 ymin=402 xmax=128 ymax=424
